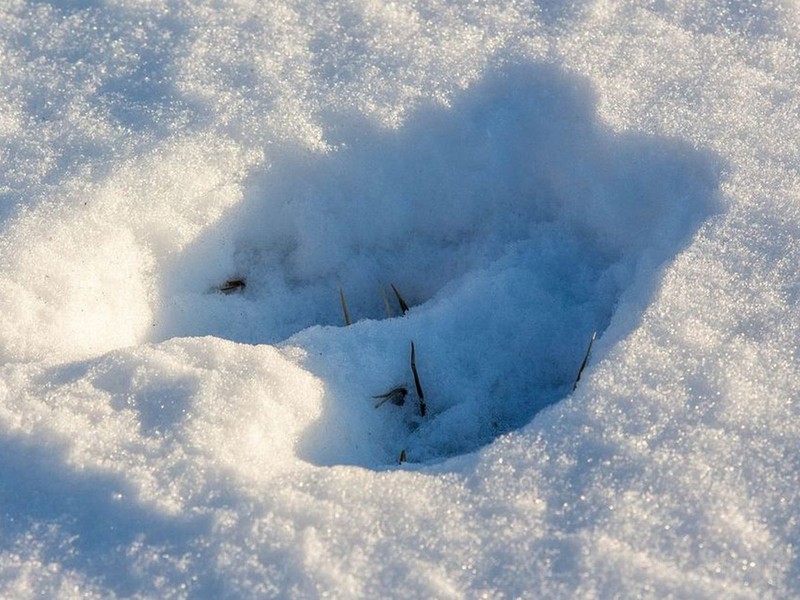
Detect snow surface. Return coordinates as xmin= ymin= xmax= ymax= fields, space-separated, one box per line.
xmin=0 ymin=0 xmax=799 ymax=597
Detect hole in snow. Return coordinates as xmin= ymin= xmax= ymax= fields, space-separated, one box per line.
xmin=156 ymin=62 xmax=720 ymax=467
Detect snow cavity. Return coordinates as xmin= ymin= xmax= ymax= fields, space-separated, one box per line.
xmin=152 ymin=63 xmax=721 ymax=466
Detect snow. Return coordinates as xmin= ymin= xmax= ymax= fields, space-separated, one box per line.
xmin=0 ymin=0 xmax=798 ymax=597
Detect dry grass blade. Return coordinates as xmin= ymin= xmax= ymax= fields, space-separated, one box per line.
xmin=219 ymin=278 xmax=246 ymax=294
xmin=572 ymin=331 xmax=597 ymax=391
xmin=410 ymin=341 xmax=426 ymax=416
xmin=381 ymin=285 xmax=394 ymax=318
xmin=372 ymin=386 xmax=408 ymax=408
xmin=391 ymin=284 xmax=410 ymax=314
xmin=339 ymin=287 xmax=352 ymax=326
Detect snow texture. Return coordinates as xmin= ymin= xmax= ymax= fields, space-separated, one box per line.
xmin=0 ymin=0 xmax=798 ymax=598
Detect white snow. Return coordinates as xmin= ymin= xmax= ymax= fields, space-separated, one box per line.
xmin=0 ymin=0 xmax=798 ymax=597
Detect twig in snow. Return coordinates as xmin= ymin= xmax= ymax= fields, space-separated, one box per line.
xmin=572 ymin=331 xmax=597 ymax=391
xmin=410 ymin=341 xmax=426 ymax=417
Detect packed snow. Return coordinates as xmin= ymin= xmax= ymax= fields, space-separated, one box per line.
xmin=0 ymin=0 xmax=798 ymax=597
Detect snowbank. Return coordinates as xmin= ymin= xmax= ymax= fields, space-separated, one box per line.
xmin=0 ymin=0 xmax=798 ymax=597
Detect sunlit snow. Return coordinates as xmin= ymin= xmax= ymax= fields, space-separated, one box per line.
xmin=0 ymin=0 xmax=798 ymax=598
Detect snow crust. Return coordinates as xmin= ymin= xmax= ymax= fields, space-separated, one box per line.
xmin=0 ymin=0 xmax=798 ymax=597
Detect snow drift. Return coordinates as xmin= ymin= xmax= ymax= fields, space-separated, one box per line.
xmin=0 ymin=0 xmax=798 ymax=598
